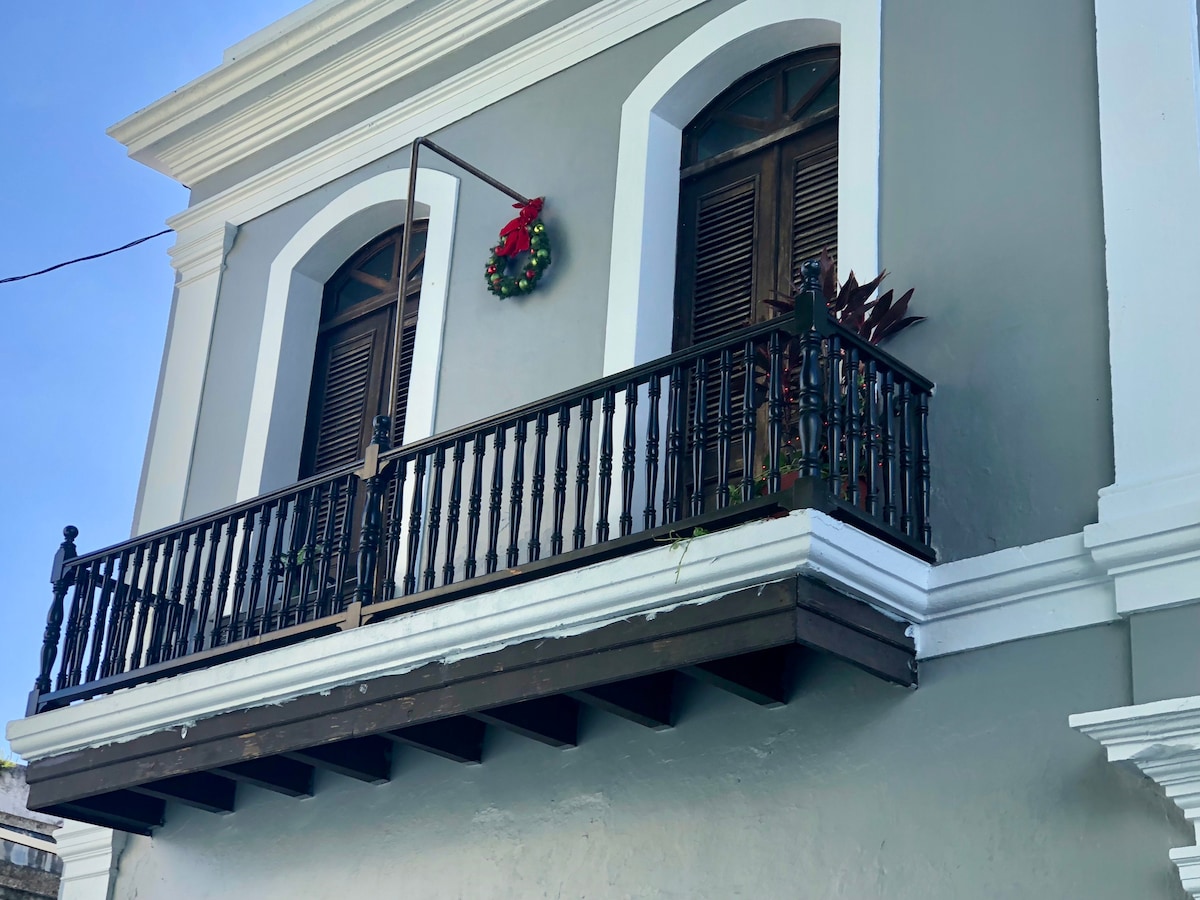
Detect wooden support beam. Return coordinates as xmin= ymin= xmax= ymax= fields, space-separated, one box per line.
xmin=682 ymin=645 xmax=796 ymax=707
xmin=474 ymin=695 xmax=579 ymax=748
xmin=131 ymin=771 xmax=236 ymax=815
xmin=219 ymin=756 xmax=314 ymax=798
xmin=284 ymin=736 xmax=392 ymax=784
xmin=385 ymin=717 xmax=485 ymax=765
xmin=49 ymin=791 xmax=164 ymax=835
xmin=569 ymin=672 xmax=676 ymax=730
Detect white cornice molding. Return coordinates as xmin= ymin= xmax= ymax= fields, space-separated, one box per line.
xmin=1085 ymin=470 xmax=1200 ymax=615
xmin=167 ymin=223 xmax=237 ymax=282
xmin=128 ymin=0 xmax=559 ymax=185
xmin=1071 ymin=696 xmax=1200 ymax=898
xmin=165 ymin=0 xmax=710 ymax=240
xmin=55 ymin=819 xmax=124 ymax=900
xmin=109 ymin=0 xmax=420 ymax=176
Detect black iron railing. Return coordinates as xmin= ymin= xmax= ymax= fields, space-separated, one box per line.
xmin=28 ymin=270 xmax=933 ymax=714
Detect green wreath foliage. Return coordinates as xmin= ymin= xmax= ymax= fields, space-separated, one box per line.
xmin=485 ymin=219 xmax=552 ymax=298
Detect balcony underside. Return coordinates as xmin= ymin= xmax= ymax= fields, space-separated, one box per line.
xmin=24 ymin=574 xmax=914 ymax=833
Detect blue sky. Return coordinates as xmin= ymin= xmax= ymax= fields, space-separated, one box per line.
xmin=0 ymin=2 xmax=302 ymax=758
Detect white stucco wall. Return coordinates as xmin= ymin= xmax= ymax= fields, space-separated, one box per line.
xmin=107 ymin=626 xmax=1186 ymax=900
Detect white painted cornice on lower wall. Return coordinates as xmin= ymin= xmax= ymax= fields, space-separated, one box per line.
xmin=1071 ymin=696 xmax=1200 ymax=899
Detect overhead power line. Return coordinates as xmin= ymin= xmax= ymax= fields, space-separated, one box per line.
xmin=0 ymin=229 xmax=173 ymax=285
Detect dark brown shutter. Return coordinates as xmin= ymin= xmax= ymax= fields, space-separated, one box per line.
xmin=313 ymin=334 xmax=375 ymax=472
xmin=692 ymin=179 xmax=758 ymax=342
xmin=300 ymin=222 xmax=427 ymax=479
xmin=785 ymin=138 xmax=838 ymax=284
xmin=301 ymin=304 xmax=393 ymax=477
xmin=390 ymin=322 xmax=418 ymax=446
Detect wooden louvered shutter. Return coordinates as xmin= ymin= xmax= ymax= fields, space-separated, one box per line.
xmin=781 ymin=123 xmax=838 ymax=287
xmin=299 ymin=221 xmax=427 ymax=480
xmin=301 ymin=303 xmax=393 ymax=477
xmin=675 ymin=151 xmax=776 ymax=351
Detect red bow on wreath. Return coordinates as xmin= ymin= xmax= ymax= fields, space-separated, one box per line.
xmin=495 ymin=197 xmax=544 ymax=257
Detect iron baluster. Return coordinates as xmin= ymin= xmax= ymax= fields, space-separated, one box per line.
xmin=880 ymin=370 xmax=896 ymax=527
xmin=664 ymin=365 xmax=685 ymax=523
xmin=356 ymin=416 xmax=393 ymax=606
xmin=917 ymin=390 xmax=932 ymax=545
xmin=864 ymin=361 xmax=880 ymax=517
xmin=485 ymin=425 xmax=506 ymax=576
xmin=34 ymin=526 xmax=77 ymax=704
xmin=847 ymin=346 xmax=862 ymax=507
xmin=465 ymin=432 xmax=487 ymax=578
xmin=550 ymin=405 xmax=570 ymax=555
xmin=597 ymin=388 xmax=616 ymax=542
xmin=826 ymin=335 xmax=844 ymax=498
xmin=717 ymin=349 xmax=733 ymax=509
xmin=333 ymin=476 xmax=358 ymax=613
xmin=506 ymin=418 xmax=528 ymax=568
xmin=766 ymin=334 xmax=784 ymax=494
xmin=443 ymin=438 xmax=466 ymax=584
xmin=899 ymin=380 xmax=914 ymax=537
xmin=529 ymin=411 xmax=549 ymax=562
xmin=644 ymin=377 xmax=661 ymax=528
xmin=194 ymin=520 xmax=223 ymax=653
xmin=261 ymin=499 xmax=290 ymax=632
xmin=424 ymin=445 xmax=446 ymax=590
xmin=619 ymin=382 xmax=638 ymax=537
xmin=741 ymin=340 xmax=757 ymax=503
xmin=573 ymin=398 xmax=593 ymax=550
xmin=690 ymin=358 xmax=710 ymax=515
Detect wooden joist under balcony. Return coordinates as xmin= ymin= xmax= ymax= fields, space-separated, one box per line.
xmin=24 ymin=575 xmax=914 ymax=833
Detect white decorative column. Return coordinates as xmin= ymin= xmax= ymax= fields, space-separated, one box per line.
xmin=1083 ymin=0 xmax=1200 ymax=613
xmin=1072 ymin=697 xmax=1200 ymax=898
xmin=55 ymin=820 xmax=126 ymax=900
xmin=132 ymin=223 xmax=236 ymax=535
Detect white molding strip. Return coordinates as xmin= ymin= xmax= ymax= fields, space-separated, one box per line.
xmin=604 ymin=0 xmax=880 ymax=371
xmin=1071 ymin=696 xmax=1200 ymax=899
xmin=164 ymin=0 xmax=711 ymax=242
xmin=0 ymin=823 xmax=57 ymax=855
xmin=237 ymin=167 xmax=459 ymax=499
xmin=55 ymin=820 xmax=124 ymax=900
xmin=6 ymin=508 xmax=1144 ymax=763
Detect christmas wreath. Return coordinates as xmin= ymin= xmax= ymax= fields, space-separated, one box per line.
xmin=485 ymin=197 xmax=552 ymax=298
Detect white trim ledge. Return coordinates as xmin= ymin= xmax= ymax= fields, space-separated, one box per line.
xmin=1071 ymin=695 xmax=1200 ymax=898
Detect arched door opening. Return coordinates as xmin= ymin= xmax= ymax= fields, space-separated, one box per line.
xmin=674 ymin=45 xmax=840 ymax=350
xmin=300 ymin=221 xmax=428 ymax=478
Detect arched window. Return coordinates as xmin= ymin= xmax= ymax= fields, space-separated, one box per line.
xmin=674 ymin=46 xmax=839 ymax=349
xmin=299 ymin=221 xmax=428 ymax=477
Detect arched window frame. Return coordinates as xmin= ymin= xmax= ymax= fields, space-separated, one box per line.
xmin=238 ymin=168 xmax=460 ymax=500
xmin=603 ymin=0 xmax=881 ymax=375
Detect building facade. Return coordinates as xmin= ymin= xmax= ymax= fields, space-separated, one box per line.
xmin=8 ymin=0 xmax=1200 ymax=897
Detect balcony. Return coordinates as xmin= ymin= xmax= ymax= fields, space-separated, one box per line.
xmin=16 ymin=279 xmax=932 ymax=831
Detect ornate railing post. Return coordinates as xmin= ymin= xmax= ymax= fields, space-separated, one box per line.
xmin=794 ymin=258 xmax=825 ymax=478
xmin=352 ymin=416 xmax=392 ymax=613
xmin=29 ymin=526 xmax=78 ymax=714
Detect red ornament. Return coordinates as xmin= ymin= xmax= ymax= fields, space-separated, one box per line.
xmin=525 ymin=269 xmax=536 ymax=279
xmin=487 ymin=266 xmax=497 ymax=274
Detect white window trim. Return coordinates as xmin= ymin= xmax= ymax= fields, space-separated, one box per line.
xmin=237 ymin=168 xmax=459 ymax=500
xmin=602 ymin=0 xmax=881 ymax=374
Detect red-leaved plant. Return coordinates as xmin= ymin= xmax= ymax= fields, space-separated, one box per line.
xmin=766 ymin=249 xmax=924 ymax=346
